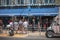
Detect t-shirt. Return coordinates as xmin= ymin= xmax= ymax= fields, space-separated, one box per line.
xmin=23 ymin=21 xmax=28 ymax=28
xmin=9 ymin=22 xmax=13 ymax=26
xmin=14 ymin=22 xmax=19 ymax=27
xmin=9 ymin=22 xmax=19 ymax=27
xmin=19 ymin=20 xmax=23 ymax=25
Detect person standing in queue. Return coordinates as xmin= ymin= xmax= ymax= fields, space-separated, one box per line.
xmin=14 ymin=20 xmax=19 ymax=33
xmin=43 ymin=23 xmax=46 ymax=30
xmin=19 ymin=19 xmax=23 ymax=33
xmin=0 ymin=19 xmax=4 ymax=33
xmin=8 ymin=18 xmax=12 ymax=24
xmin=38 ymin=20 xmax=40 ymax=32
xmin=32 ymin=19 xmax=35 ymax=32
xmin=46 ymin=18 xmax=48 ymax=30
xmin=23 ymin=19 xmax=28 ymax=34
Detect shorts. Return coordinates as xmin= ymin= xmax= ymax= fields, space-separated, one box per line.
xmin=24 ymin=27 xmax=28 ymax=31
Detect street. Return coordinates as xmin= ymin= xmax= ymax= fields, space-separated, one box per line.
xmin=0 ymin=36 xmax=60 ymax=40
xmin=0 ymin=31 xmax=60 ymax=40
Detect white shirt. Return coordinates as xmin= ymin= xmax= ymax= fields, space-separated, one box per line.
xmin=23 ymin=21 xmax=28 ymax=28
xmin=14 ymin=22 xmax=19 ymax=27
xmin=19 ymin=20 xmax=23 ymax=25
xmin=9 ymin=22 xmax=13 ymax=26
xmin=9 ymin=22 xmax=18 ymax=27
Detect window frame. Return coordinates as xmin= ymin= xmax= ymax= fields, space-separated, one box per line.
xmin=16 ymin=0 xmax=24 ymax=5
xmin=30 ymin=0 xmax=37 ymax=4
xmin=49 ymin=0 xmax=55 ymax=3
xmin=21 ymin=0 xmax=24 ymax=4
xmin=44 ymin=0 xmax=55 ymax=4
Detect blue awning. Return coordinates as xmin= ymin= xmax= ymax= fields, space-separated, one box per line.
xmin=0 ymin=13 xmax=57 ymax=16
xmin=0 ymin=13 xmax=28 ymax=16
xmin=0 ymin=7 xmax=58 ymax=16
xmin=29 ymin=13 xmax=57 ymax=16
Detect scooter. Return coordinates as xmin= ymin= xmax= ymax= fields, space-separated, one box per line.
xmin=7 ymin=25 xmax=14 ymax=36
xmin=8 ymin=27 xmax=14 ymax=36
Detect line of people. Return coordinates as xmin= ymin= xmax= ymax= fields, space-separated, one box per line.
xmin=0 ymin=18 xmax=48 ymax=35
xmin=7 ymin=19 xmax=28 ymax=34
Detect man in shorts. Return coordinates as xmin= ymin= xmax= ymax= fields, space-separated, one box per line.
xmin=23 ymin=19 xmax=28 ymax=33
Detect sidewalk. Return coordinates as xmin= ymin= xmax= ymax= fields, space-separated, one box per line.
xmin=0 ymin=31 xmax=45 ymax=38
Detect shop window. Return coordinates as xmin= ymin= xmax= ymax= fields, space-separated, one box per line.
xmin=0 ymin=0 xmax=16 ymax=6
xmin=33 ymin=0 xmax=36 ymax=4
xmin=17 ymin=0 xmax=21 ymax=4
xmin=30 ymin=0 xmax=36 ymax=4
xmin=1 ymin=0 xmax=5 ymax=5
xmin=7 ymin=0 xmax=10 ymax=5
xmin=11 ymin=0 xmax=16 ymax=5
xmin=17 ymin=0 xmax=24 ymax=5
xmin=44 ymin=0 xmax=55 ymax=4
xmin=21 ymin=0 xmax=24 ymax=4
xmin=0 ymin=0 xmax=7 ymax=5
xmin=30 ymin=0 xmax=32 ymax=4
xmin=44 ymin=0 xmax=48 ymax=3
xmin=49 ymin=0 xmax=55 ymax=3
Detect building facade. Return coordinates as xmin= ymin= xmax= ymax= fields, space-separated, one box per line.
xmin=55 ymin=0 xmax=60 ymax=5
xmin=0 ymin=0 xmax=57 ymax=6
xmin=0 ymin=0 xmax=59 ymax=29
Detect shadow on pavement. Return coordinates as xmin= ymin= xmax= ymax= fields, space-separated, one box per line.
xmin=53 ymin=36 xmax=60 ymax=38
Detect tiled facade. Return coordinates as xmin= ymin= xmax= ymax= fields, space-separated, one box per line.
xmin=55 ymin=0 xmax=60 ymax=5
xmin=0 ymin=0 xmax=55 ymax=6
